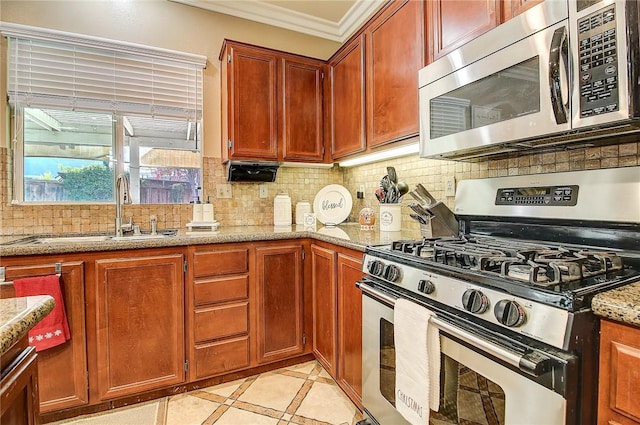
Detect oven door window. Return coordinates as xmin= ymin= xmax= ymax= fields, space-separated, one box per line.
xmin=378 ymin=317 xmax=506 ymax=424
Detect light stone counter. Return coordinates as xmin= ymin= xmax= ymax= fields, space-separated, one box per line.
xmin=0 ymin=224 xmax=422 ymax=257
xmin=0 ymin=295 xmax=55 ymax=355
xmin=592 ymin=281 xmax=640 ymax=327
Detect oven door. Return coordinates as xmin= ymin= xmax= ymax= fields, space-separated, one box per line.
xmin=360 ymin=281 xmax=569 ymax=425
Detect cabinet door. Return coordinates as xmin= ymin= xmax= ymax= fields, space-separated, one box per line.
xmin=337 ymin=252 xmax=364 ymax=408
xmin=281 ymin=57 xmax=326 ymax=162
xmin=93 ymin=254 xmax=185 ymax=400
xmin=226 ymin=44 xmax=278 ymax=160
xmin=1 ymin=261 xmax=88 ymax=413
xmin=502 ymin=0 xmax=544 ymax=21
xmin=366 ymin=0 xmax=424 ymax=147
xmin=429 ymin=0 xmax=500 ymax=61
xmin=0 ymin=345 xmax=39 ymax=425
xmin=311 ymin=245 xmax=337 ymax=376
xmin=598 ymin=320 xmax=640 ymax=425
xmin=255 ymin=244 xmax=304 ymax=363
xmin=330 ymin=35 xmax=366 ymax=160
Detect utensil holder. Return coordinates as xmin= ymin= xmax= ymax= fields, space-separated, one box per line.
xmin=379 ymin=204 xmax=402 ymax=231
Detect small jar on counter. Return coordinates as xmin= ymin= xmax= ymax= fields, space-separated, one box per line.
xmin=295 ymin=200 xmax=311 ymax=225
xmin=274 ymin=193 xmax=292 ymax=226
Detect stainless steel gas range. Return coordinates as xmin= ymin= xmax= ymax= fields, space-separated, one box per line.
xmin=358 ymin=166 xmax=640 ymax=425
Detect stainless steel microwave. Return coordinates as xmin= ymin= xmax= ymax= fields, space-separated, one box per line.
xmin=419 ymin=0 xmax=640 ymax=160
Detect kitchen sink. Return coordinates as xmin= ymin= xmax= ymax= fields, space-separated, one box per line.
xmin=110 ymin=234 xmax=170 ymax=241
xmin=3 ymin=231 xmax=177 ymax=245
xmin=35 ymin=235 xmax=114 ymax=244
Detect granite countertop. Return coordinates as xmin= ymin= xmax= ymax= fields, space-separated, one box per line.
xmin=0 ymin=295 xmax=55 ymax=355
xmin=0 ymin=224 xmax=422 ymax=257
xmin=592 ymin=281 xmax=640 ymax=327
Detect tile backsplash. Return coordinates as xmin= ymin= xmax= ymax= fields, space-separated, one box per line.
xmin=1 ymin=141 xmax=638 ymax=236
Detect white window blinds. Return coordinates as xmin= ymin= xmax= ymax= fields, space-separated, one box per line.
xmin=2 ymin=23 xmax=207 ymax=120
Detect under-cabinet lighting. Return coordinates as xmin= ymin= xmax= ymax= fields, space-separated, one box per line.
xmin=338 ymin=142 xmax=419 ymax=167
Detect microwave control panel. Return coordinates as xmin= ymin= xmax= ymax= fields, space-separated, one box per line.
xmin=578 ymin=4 xmax=619 ymax=117
xmin=495 ymin=185 xmax=579 ymax=206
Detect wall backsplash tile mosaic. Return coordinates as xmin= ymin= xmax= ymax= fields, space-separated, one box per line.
xmin=1 ymin=141 xmax=638 ymax=236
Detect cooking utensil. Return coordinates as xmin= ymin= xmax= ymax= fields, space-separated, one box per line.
xmin=410 ymin=185 xmax=459 ymax=236
xmin=375 ymin=188 xmax=385 ymax=203
xmin=411 ymin=183 xmax=436 ymax=206
xmin=386 ymin=166 xmax=397 ymax=183
xmin=397 ymin=181 xmax=409 ymax=197
xmin=409 ymin=213 xmax=429 ymax=225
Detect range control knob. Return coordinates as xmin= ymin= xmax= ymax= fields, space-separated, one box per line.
xmin=383 ymin=264 xmax=402 ymax=282
xmin=367 ymin=260 xmax=384 ymax=277
xmin=462 ymin=289 xmax=489 ymax=314
xmin=418 ymin=279 xmax=435 ymax=294
xmin=494 ymin=300 xmax=526 ymax=327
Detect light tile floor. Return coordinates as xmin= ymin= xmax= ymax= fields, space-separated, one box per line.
xmin=49 ymin=361 xmax=364 ymax=425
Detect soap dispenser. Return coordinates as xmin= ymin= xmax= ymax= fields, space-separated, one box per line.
xmin=192 ymin=191 xmax=203 ymax=223
xmin=202 ymin=196 xmax=215 ymax=222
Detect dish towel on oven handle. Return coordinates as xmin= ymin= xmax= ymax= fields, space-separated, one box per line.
xmin=13 ymin=274 xmax=71 ymax=352
xmin=394 ymin=298 xmax=441 ymax=425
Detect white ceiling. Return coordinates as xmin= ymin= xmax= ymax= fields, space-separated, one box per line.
xmin=170 ymin=0 xmax=387 ymax=42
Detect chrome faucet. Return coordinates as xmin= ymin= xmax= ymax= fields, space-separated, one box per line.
xmin=115 ymin=173 xmax=133 ymax=237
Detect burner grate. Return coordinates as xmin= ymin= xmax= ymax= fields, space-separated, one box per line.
xmin=389 ymin=236 xmax=624 ymax=287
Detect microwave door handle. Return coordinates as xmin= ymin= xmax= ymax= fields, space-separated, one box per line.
xmin=549 ymin=26 xmax=569 ymax=124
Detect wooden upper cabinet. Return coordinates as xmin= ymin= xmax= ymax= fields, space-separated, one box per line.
xmin=366 ymin=0 xmax=424 ymax=147
xmin=280 ymin=57 xmax=326 ymax=162
xmin=221 ymin=40 xmax=327 ymax=163
xmin=502 ymin=0 xmax=545 ymax=21
xmin=329 ymin=35 xmax=366 ymax=160
xmin=429 ymin=0 xmax=501 ymax=61
xmin=0 ymin=261 xmax=88 ymax=413
xmin=222 ymin=42 xmax=278 ymax=161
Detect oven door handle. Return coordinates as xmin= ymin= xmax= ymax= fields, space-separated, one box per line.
xmin=358 ymin=281 xmax=550 ymax=376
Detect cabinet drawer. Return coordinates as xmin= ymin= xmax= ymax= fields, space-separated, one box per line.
xmin=194 ymin=275 xmax=249 ymax=306
xmin=193 ymin=248 xmax=249 ymax=277
xmin=194 ymin=302 xmax=248 ymax=342
xmin=194 ymin=336 xmax=249 ymax=379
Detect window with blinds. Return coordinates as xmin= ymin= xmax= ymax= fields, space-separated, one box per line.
xmin=2 ymin=23 xmax=207 ymax=205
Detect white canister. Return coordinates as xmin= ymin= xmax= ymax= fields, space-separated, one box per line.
xmin=379 ymin=204 xmax=402 ymax=231
xmin=295 ymin=200 xmax=311 ymax=225
xmin=274 ymin=193 xmax=292 ymax=226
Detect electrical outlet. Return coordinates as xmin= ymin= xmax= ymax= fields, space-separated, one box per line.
xmin=357 ymin=184 xmax=365 ymax=199
xmin=259 ymin=184 xmax=268 ymax=199
xmin=216 ymin=183 xmax=232 ymax=199
xmin=445 ymin=176 xmax=456 ymax=197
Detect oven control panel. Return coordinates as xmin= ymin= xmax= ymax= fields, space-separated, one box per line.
xmin=495 ymin=185 xmax=578 ymax=206
xmin=363 ymin=254 xmax=571 ymax=350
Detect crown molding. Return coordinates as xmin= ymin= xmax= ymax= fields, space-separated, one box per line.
xmin=170 ymin=0 xmax=386 ymax=42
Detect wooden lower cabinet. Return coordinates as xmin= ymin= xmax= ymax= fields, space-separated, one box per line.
xmin=0 ymin=261 xmax=88 ymax=413
xmin=311 ymin=243 xmax=363 ymax=407
xmin=336 ymin=252 xmax=364 ymax=408
xmin=91 ymin=252 xmax=186 ymax=401
xmin=598 ymin=319 xmax=640 ymax=425
xmin=188 ymin=245 xmax=251 ymax=381
xmin=311 ymin=245 xmax=338 ymax=376
xmin=1 ymin=340 xmax=40 ymax=425
xmin=255 ymin=243 xmax=305 ymax=363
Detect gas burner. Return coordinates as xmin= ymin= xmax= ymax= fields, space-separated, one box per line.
xmin=389 ymin=236 xmax=625 ymax=287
